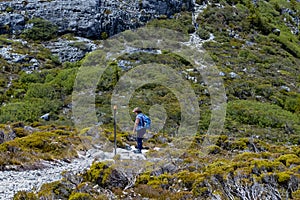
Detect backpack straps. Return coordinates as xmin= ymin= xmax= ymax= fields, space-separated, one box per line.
xmin=137 ymin=113 xmax=145 ymax=127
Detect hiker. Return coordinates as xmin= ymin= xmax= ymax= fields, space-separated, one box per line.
xmin=132 ymin=107 xmax=146 ymax=154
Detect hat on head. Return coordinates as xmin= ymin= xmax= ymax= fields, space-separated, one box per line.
xmin=132 ymin=107 xmax=142 ymax=113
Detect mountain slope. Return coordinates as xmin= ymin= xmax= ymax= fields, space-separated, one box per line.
xmin=0 ymin=0 xmax=299 ymax=199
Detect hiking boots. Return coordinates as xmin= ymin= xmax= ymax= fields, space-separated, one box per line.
xmin=133 ymin=149 xmax=142 ymax=154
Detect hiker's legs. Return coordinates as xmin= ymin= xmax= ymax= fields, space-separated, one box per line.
xmin=136 ymin=128 xmax=146 ymax=153
xmin=137 ymin=137 xmax=143 ymax=151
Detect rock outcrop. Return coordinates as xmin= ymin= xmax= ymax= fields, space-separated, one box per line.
xmin=0 ymin=0 xmax=193 ymax=39
xmin=44 ymin=36 xmax=99 ymax=62
xmin=0 ymin=126 xmax=16 ymax=144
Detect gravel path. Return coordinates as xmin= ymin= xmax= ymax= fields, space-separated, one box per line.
xmin=0 ymin=147 xmax=146 ymax=200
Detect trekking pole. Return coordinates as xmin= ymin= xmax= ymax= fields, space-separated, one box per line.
xmin=113 ymin=105 xmax=117 ymax=156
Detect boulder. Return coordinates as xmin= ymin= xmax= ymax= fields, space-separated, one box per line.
xmin=40 ymin=113 xmax=50 ymax=121
xmin=106 ymin=168 xmax=129 ymax=189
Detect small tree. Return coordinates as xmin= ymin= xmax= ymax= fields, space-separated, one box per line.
xmin=22 ymin=18 xmax=58 ymax=41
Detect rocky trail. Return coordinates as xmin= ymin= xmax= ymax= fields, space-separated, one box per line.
xmin=0 ymin=146 xmax=147 ymax=199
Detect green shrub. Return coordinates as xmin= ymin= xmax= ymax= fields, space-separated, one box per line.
xmin=192 ymin=177 xmax=209 ymax=198
xmin=207 ymin=145 xmax=222 ymax=154
xmin=205 ymin=160 xmax=234 ymax=177
xmin=19 ymin=71 xmax=45 ymax=85
xmin=38 ymin=181 xmax=71 ymax=199
xmin=22 ymin=18 xmax=58 ymax=41
xmin=0 ymin=126 xmax=82 ymax=166
xmin=13 ymin=127 xmax=29 ymax=138
xmin=276 ymin=172 xmax=292 ymax=184
xmin=0 ymin=98 xmax=62 ymax=123
xmin=251 ymin=159 xmax=284 ymax=172
xmin=69 ymin=192 xmax=93 ymax=200
xmin=292 ymin=189 xmax=300 ymax=199
xmin=284 ymin=96 xmax=300 ymax=113
xmin=63 ymin=61 xmax=82 ymax=69
xmin=271 ymin=33 xmax=300 ymax=58
xmin=147 ymin=12 xmax=194 ymax=35
xmin=26 ymin=83 xmax=59 ymax=99
xmin=16 ymin=131 xmax=78 ymax=157
xmin=133 ymin=184 xmax=170 ymax=199
xmin=177 ymin=170 xmax=201 ymax=190
xmin=0 ymin=36 xmax=12 ymax=45
xmin=5 ymin=6 xmax=13 ymax=13
xmin=227 ymin=100 xmax=300 ymax=130
xmin=101 ymin=32 xmax=108 ymax=40
xmin=83 ymin=162 xmax=112 ymax=186
xmin=136 ymin=172 xmax=151 ymax=184
xmin=196 ymin=28 xmax=210 ymax=40
xmin=48 ymin=68 xmax=77 ymax=95
xmin=276 ymin=154 xmax=300 ymax=167
xmin=97 ymin=62 xmax=121 ymax=91
xmin=13 ymin=191 xmax=38 ymax=200
xmin=224 ymin=139 xmax=248 ymax=150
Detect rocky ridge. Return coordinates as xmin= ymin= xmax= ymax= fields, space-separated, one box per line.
xmin=0 ymin=0 xmax=193 ymax=38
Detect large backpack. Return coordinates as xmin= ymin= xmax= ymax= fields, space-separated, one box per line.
xmin=141 ymin=114 xmax=151 ymax=129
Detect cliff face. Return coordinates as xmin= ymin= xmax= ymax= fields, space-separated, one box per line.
xmin=0 ymin=0 xmax=193 ymax=38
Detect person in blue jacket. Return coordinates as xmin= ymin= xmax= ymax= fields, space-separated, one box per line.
xmin=132 ymin=107 xmax=146 ymax=153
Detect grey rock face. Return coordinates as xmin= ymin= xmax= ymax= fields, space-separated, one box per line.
xmin=0 ymin=13 xmax=25 ymax=34
xmin=0 ymin=0 xmax=193 ymax=39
